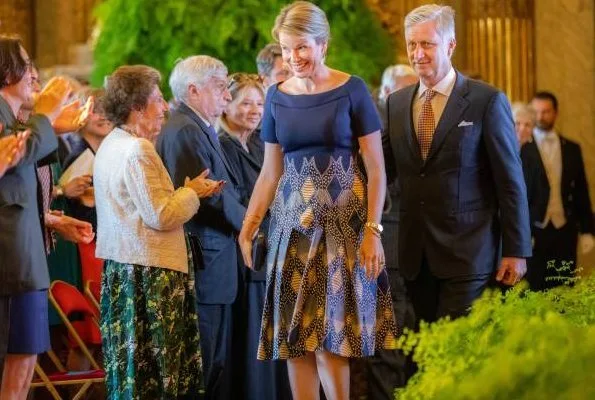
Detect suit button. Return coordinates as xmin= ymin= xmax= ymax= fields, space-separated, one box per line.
xmin=420 ymin=201 xmax=425 ymax=206
xmin=420 ymin=173 xmax=426 ymax=178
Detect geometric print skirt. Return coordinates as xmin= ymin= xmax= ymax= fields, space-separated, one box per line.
xmin=100 ymin=246 xmax=204 ymax=399
xmin=257 ymin=153 xmax=398 ymax=360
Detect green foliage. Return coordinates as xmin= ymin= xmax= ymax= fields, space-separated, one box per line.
xmin=396 ymin=276 xmax=595 ymax=400
xmin=91 ymin=0 xmax=395 ymax=97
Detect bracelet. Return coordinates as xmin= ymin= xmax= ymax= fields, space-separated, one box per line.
xmin=364 ymin=221 xmax=383 ymax=237
xmin=243 ymin=213 xmax=263 ymax=225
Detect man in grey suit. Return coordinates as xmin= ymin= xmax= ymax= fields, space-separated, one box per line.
xmin=384 ymin=4 xmax=532 ymax=326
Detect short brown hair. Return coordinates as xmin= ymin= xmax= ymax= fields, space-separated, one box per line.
xmin=103 ymin=65 xmax=161 ymax=126
xmin=78 ymin=87 xmax=107 ymax=115
xmin=0 ymin=35 xmax=28 ymax=90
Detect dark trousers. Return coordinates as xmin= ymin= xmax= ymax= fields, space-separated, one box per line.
xmin=197 ymin=303 xmax=234 ymax=400
xmin=364 ymin=269 xmax=414 ymax=400
xmin=405 ymin=255 xmax=492 ymax=325
xmin=0 ymin=296 xmax=9 ymax=379
xmin=527 ymin=222 xmax=578 ymax=290
xmin=363 ymin=216 xmax=416 ymax=400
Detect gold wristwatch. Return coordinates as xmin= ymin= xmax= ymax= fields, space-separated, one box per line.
xmin=364 ymin=221 xmax=384 ymax=236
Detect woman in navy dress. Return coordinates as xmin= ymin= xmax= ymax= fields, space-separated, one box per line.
xmin=238 ymin=2 xmax=398 ymax=399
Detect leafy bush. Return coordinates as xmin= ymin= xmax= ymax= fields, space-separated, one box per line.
xmin=396 ymin=276 xmax=595 ymax=400
xmin=91 ymin=0 xmax=395 ymax=96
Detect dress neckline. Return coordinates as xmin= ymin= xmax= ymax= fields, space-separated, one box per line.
xmin=276 ymin=76 xmax=353 ymax=97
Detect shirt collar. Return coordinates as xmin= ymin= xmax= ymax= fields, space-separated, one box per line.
xmin=418 ymin=67 xmax=456 ymax=99
xmin=183 ymin=102 xmax=211 ymax=128
xmin=533 ymin=127 xmax=558 ymax=143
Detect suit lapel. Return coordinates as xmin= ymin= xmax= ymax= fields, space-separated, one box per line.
xmin=530 ymin=136 xmax=548 ymax=181
xmin=559 ymin=136 xmax=570 ymax=195
xmin=178 ymin=103 xmax=237 ymax=183
xmin=426 ymin=71 xmax=470 ymax=162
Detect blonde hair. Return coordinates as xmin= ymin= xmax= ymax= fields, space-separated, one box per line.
xmin=220 ymin=73 xmax=265 ymax=125
xmin=272 ymin=1 xmax=330 ymax=44
xmin=512 ymin=102 xmax=536 ymax=123
xmin=405 ymin=4 xmax=456 ymax=43
xmin=379 ymin=64 xmax=417 ymax=101
xmin=227 ymin=73 xmax=265 ymax=101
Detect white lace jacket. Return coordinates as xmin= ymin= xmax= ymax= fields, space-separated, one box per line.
xmin=94 ymin=128 xmax=199 ymax=273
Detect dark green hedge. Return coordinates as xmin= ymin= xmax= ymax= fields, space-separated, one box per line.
xmin=91 ymin=0 xmax=395 ymax=97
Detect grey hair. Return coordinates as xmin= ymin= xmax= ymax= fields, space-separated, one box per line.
xmin=379 ymin=64 xmax=417 ymax=101
xmin=405 ymin=4 xmax=456 ymax=43
xmin=511 ymin=102 xmax=536 ymax=123
xmin=169 ymin=55 xmax=228 ymax=102
xmin=256 ymin=43 xmax=282 ymax=77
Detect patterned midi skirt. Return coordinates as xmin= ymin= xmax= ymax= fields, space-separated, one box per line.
xmin=257 ymin=154 xmax=399 ymax=360
xmin=100 ymin=250 xmax=203 ymax=399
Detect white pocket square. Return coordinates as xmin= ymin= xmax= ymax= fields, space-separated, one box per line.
xmin=458 ymin=120 xmax=474 ymax=127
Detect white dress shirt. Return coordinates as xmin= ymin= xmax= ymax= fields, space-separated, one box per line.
xmin=185 ymin=102 xmax=212 ymax=127
xmin=413 ymin=67 xmax=457 ymax=135
xmin=533 ymin=128 xmax=566 ymax=229
xmin=94 ymin=128 xmax=200 ymax=272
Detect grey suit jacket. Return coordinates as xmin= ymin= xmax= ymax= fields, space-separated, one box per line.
xmin=384 ymin=71 xmax=532 ymax=280
xmin=0 ymin=96 xmax=58 ymax=296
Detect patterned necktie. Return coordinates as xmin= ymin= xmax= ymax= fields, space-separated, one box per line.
xmin=418 ymin=89 xmax=437 ymax=160
xmin=36 ymin=165 xmax=53 ymax=254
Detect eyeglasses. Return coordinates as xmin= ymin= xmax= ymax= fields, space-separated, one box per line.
xmin=227 ymin=73 xmax=263 ymax=89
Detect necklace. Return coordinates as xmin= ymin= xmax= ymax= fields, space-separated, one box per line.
xmin=120 ymin=124 xmax=139 ymax=137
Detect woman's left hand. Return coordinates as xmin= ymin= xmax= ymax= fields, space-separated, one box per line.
xmin=358 ymin=230 xmax=385 ymax=280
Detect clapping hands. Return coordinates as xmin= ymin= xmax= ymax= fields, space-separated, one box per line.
xmin=184 ymin=169 xmax=225 ymax=198
xmin=33 ymin=76 xmax=93 ymax=133
xmin=0 ymin=125 xmax=31 ymax=178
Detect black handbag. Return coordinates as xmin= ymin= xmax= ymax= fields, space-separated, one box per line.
xmin=251 ymin=231 xmax=267 ymax=272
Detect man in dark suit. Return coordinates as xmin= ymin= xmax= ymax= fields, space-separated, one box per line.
xmin=384 ymin=4 xmax=532 ymax=325
xmin=521 ymin=91 xmax=594 ymax=290
xmin=156 ymin=55 xmax=245 ymax=400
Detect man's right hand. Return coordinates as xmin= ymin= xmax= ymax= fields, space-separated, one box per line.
xmin=45 ymin=212 xmax=94 ymax=244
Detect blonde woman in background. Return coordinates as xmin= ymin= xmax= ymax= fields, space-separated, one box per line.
xmin=512 ymin=102 xmax=536 ymax=147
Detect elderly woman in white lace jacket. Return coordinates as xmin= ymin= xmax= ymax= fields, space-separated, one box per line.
xmin=93 ymin=65 xmax=222 ymax=399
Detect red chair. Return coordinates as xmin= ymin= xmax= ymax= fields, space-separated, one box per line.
xmin=84 ymin=279 xmax=101 ymax=313
xmin=78 ymin=241 xmax=103 ymax=284
xmin=30 ymin=281 xmax=105 ymax=400
xmin=78 ymin=241 xmax=104 ymax=312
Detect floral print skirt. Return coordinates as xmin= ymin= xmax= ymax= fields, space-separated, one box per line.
xmin=100 ymin=258 xmax=204 ymax=399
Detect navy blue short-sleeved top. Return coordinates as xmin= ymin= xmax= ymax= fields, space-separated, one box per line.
xmin=260 ymin=75 xmax=380 ymax=167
